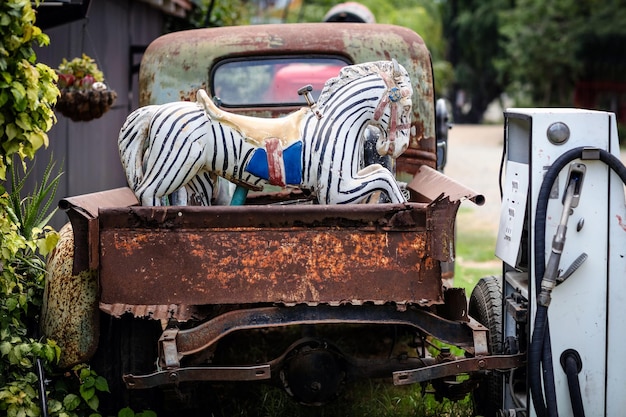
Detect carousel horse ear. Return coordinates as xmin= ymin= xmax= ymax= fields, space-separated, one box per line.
xmin=392 ymin=58 xmax=400 ymax=76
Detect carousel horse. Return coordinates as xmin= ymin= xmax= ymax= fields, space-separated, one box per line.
xmin=118 ymin=59 xmax=412 ymax=205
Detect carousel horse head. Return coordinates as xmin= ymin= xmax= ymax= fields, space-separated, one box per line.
xmin=319 ymin=59 xmax=413 ymax=161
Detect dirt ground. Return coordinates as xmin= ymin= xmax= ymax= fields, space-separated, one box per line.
xmin=442 ymin=124 xmax=505 ymax=236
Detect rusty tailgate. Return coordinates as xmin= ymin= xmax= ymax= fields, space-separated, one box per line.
xmin=97 ymin=199 xmax=458 ymax=313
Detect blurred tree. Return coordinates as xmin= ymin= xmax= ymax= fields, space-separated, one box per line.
xmin=444 ymin=0 xmax=626 ymax=121
xmin=165 ymin=0 xmax=253 ymax=31
xmin=496 ymin=0 xmax=586 ymax=107
xmin=441 ymin=0 xmax=511 ymax=123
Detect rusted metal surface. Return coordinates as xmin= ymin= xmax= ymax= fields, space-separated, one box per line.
xmin=59 ymin=187 xmax=139 ymax=274
xmin=408 ymin=165 xmax=485 ymax=206
xmin=99 ymin=302 xmax=196 ymax=321
xmin=120 ymin=303 xmax=495 ymax=390
xmin=97 ymin=200 xmax=457 ymax=310
xmin=124 ymin=365 xmax=272 ymax=389
xmin=40 ymin=223 xmax=99 ymax=368
xmin=138 ymin=23 xmax=436 ymax=173
xmin=392 ymin=353 xmax=526 ymax=386
xmin=436 ymin=287 xmax=470 ymax=322
xmin=170 ymin=305 xmax=476 ymax=358
xmin=124 ymin=304 xmax=480 ymax=390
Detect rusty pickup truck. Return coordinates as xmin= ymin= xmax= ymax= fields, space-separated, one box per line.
xmin=41 ymin=22 xmax=518 ymax=415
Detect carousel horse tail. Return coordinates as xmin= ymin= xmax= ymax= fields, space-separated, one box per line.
xmin=118 ymin=105 xmax=159 ymax=191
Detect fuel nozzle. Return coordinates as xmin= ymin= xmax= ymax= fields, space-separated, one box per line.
xmin=538 ymin=163 xmax=586 ymax=307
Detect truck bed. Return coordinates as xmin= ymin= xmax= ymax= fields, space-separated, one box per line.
xmin=57 ymin=165 xmax=478 ymax=322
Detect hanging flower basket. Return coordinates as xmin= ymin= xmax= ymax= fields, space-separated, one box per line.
xmin=56 ymin=89 xmax=117 ymax=122
xmin=55 ymin=54 xmax=117 ymax=122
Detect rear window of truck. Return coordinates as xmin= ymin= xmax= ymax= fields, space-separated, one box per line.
xmin=212 ymin=56 xmax=351 ymax=107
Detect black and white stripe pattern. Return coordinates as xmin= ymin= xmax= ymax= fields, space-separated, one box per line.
xmin=119 ymin=101 xmax=260 ymax=205
xmin=118 ymin=60 xmax=412 ymax=206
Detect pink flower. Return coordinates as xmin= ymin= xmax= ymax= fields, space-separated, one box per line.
xmin=80 ymin=75 xmax=95 ymax=89
xmin=57 ymin=73 xmax=75 ymax=89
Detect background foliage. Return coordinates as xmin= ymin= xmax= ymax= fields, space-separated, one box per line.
xmin=445 ymin=0 xmax=626 ymax=122
xmin=185 ymin=0 xmax=626 ymax=124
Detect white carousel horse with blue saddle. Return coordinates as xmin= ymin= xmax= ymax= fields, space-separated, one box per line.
xmin=118 ymin=59 xmax=412 ymax=206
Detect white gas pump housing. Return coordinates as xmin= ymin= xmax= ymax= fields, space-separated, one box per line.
xmin=495 ymin=109 xmax=626 ymax=416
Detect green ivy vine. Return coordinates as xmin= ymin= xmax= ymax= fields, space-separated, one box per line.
xmin=0 ymin=2 xmax=148 ymax=416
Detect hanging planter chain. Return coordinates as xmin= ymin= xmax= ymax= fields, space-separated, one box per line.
xmin=55 ymin=21 xmax=117 ymax=122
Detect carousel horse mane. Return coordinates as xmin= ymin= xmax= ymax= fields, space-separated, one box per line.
xmin=317 ymin=60 xmax=406 ymax=108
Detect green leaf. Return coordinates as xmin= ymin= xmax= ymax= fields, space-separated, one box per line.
xmin=79 ymin=384 xmax=95 ymax=401
xmin=117 ymin=407 xmax=135 ymax=417
xmin=48 ymin=399 xmax=63 ymax=413
xmin=19 ymin=356 xmax=32 ymax=367
xmin=63 ymin=393 xmax=81 ymax=411
xmin=5 ymin=297 xmax=18 ymax=311
xmin=82 ymin=375 xmax=95 ymax=389
xmin=42 ymin=343 xmax=57 ymax=363
xmin=5 ymin=122 xmax=18 ymax=140
xmin=0 ymin=340 xmax=11 ymax=355
xmin=94 ymin=376 xmax=109 ymax=393
xmin=85 ymin=394 xmax=99 ymax=412
xmin=79 ymin=366 xmax=91 ymax=381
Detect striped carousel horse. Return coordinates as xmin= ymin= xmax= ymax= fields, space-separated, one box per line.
xmin=118 ymin=60 xmax=412 ymax=206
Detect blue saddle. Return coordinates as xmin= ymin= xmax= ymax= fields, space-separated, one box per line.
xmin=246 ymin=141 xmax=302 ymax=185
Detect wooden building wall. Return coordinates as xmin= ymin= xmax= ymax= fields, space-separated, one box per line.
xmin=29 ymin=0 xmax=167 ymax=229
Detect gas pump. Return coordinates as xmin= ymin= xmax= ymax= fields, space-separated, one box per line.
xmin=473 ymin=109 xmax=626 ymax=417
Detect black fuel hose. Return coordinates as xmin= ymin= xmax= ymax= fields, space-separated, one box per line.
xmin=561 ymin=350 xmax=585 ymax=417
xmin=531 ymin=146 xmax=626 ymax=417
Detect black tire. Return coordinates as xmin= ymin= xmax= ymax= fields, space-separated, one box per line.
xmin=468 ymin=275 xmax=503 ymax=417
xmin=91 ymin=313 xmax=163 ymax=415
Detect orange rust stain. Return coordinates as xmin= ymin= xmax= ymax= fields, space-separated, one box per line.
xmin=396 ymin=234 xmax=427 ymax=256
xmin=112 ymin=233 xmax=150 ymax=257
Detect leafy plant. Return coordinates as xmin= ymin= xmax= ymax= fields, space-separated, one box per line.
xmin=6 ymin=156 xmax=61 ymax=245
xmin=47 ymin=364 xmax=110 ymax=417
xmin=0 ymin=0 xmax=59 ymax=181
xmin=0 ymin=2 xmax=150 ymax=416
xmin=0 ymin=159 xmax=61 ymax=416
xmin=0 ymin=1 xmax=62 ymax=412
xmin=118 ymin=407 xmax=157 ymax=417
xmin=0 ymin=155 xmax=133 ymax=417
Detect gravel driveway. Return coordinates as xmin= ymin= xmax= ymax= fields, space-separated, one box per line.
xmin=443 ymin=124 xmax=505 ymax=236
xmin=442 ymin=123 xmax=626 ymax=237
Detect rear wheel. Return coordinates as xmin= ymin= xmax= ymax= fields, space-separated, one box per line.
xmin=91 ymin=313 xmax=163 ymax=415
xmin=468 ymin=275 xmax=503 ymax=417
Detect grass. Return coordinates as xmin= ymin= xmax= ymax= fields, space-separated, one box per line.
xmin=210 ymin=380 xmax=473 ymax=417
xmin=453 ymin=206 xmax=502 ymax=295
